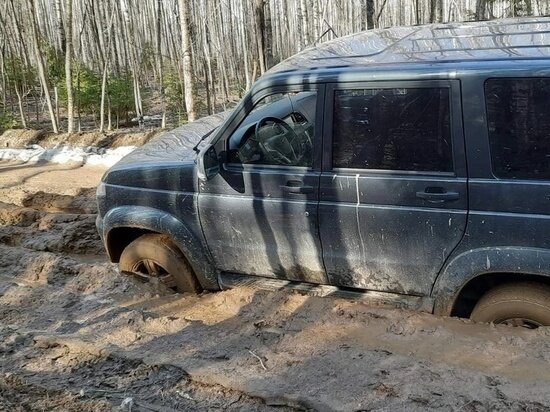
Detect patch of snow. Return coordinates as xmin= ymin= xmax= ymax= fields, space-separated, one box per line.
xmin=0 ymin=145 xmax=135 ymax=167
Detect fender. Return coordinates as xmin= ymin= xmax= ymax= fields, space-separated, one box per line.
xmin=101 ymin=205 xmax=219 ymax=290
xmin=432 ymin=246 xmax=550 ymax=315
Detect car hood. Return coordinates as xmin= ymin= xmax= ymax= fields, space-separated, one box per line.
xmin=112 ymin=111 xmax=230 ymax=168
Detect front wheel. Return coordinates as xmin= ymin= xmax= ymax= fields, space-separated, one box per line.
xmin=119 ymin=234 xmax=202 ymax=294
xmin=470 ymin=282 xmax=550 ymax=328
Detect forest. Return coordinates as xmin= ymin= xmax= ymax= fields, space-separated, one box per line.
xmin=0 ymin=0 xmax=547 ymax=133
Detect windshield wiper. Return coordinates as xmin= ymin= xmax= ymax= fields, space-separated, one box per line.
xmin=192 ymin=127 xmax=218 ymax=153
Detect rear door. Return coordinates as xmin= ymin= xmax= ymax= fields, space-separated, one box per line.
xmin=319 ymin=80 xmax=468 ymax=296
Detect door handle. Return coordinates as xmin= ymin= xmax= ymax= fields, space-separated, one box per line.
xmin=282 ymin=180 xmax=314 ymax=194
xmin=416 ymin=188 xmax=460 ymax=203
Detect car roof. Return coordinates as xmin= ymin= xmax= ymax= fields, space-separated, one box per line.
xmin=264 ymin=17 xmax=550 ymax=78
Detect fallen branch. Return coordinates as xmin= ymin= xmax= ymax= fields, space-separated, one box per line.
xmin=248 ymin=350 xmax=267 ymax=371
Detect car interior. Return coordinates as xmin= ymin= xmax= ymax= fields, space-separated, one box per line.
xmin=228 ymin=92 xmax=316 ymax=167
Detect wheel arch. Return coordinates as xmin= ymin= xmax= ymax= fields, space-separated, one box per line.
xmin=432 ymin=246 xmax=550 ymax=316
xmin=101 ymin=206 xmax=219 ymax=290
xmin=107 ymin=227 xmax=157 ymax=263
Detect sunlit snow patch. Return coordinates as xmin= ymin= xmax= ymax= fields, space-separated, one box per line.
xmin=0 ymin=145 xmax=136 ymax=167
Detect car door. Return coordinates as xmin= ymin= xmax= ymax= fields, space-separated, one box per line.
xmin=199 ymin=86 xmax=327 ymax=284
xmin=319 ymin=80 xmax=468 ymax=296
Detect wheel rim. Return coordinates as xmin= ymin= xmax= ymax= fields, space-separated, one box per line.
xmin=131 ymin=259 xmax=177 ymax=289
xmin=498 ymin=318 xmax=542 ymax=329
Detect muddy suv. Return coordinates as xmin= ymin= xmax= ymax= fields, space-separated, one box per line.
xmin=97 ymin=17 xmax=550 ymax=328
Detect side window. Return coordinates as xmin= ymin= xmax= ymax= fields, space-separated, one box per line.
xmin=332 ymin=87 xmax=453 ymax=172
xmin=228 ymin=91 xmax=317 ymax=167
xmin=485 ymin=78 xmax=550 ymax=180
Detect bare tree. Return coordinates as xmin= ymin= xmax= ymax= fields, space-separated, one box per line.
xmin=178 ymin=0 xmax=197 ymax=121
xmin=363 ymin=0 xmax=375 ymax=30
xmin=263 ymin=1 xmax=274 ymax=69
xmin=27 ymin=0 xmax=58 ymax=133
xmin=476 ymin=0 xmax=488 ymax=19
xmin=239 ymin=0 xmax=252 ymax=90
xmin=55 ymin=0 xmax=66 ymax=53
xmin=100 ymin=5 xmax=115 ymax=132
xmin=255 ymin=0 xmax=267 ymax=74
xmin=65 ymin=0 xmax=74 ymax=132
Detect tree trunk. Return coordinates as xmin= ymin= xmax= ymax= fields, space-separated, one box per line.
xmin=178 ymin=0 xmax=196 ymax=121
xmin=476 ymin=0 xmax=487 ymax=20
xmin=133 ymin=75 xmax=143 ymax=127
xmin=239 ymin=0 xmax=252 ymax=90
xmin=100 ymin=60 xmax=109 ymax=132
xmin=100 ymin=5 xmax=115 ymax=132
xmin=296 ymin=1 xmax=304 ymax=51
xmin=0 ymin=49 xmax=6 ymax=112
xmin=65 ymin=0 xmax=74 ymax=133
xmin=55 ymin=0 xmax=66 ymax=53
xmin=376 ymin=0 xmax=389 ymax=27
xmin=108 ymin=96 xmax=112 ymax=131
xmin=8 ymin=0 xmax=31 ymax=66
xmin=429 ymin=0 xmax=438 ymax=22
xmin=301 ymin=0 xmax=309 ymax=46
xmin=255 ymin=0 xmax=266 ymax=74
xmin=201 ymin=0 xmax=215 ymax=114
xmin=14 ymin=86 xmax=27 ymax=128
xmin=54 ymin=86 xmax=60 ymax=127
xmin=263 ymin=0 xmax=274 ymax=68
xmin=27 ymin=0 xmax=58 ymax=133
xmin=366 ymin=0 xmax=375 ymax=29
xmin=76 ymin=67 xmax=81 ymax=131
xmin=156 ymin=0 xmax=166 ymax=127
xmin=203 ymin=60 xmax=211 ymax=115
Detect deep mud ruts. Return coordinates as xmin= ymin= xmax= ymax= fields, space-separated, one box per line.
xmin=1 ymin=161 xmax=550 ymax=411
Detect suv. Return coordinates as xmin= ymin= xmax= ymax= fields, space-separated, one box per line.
xmin=97 ymin=17 xmax=550 ymax=328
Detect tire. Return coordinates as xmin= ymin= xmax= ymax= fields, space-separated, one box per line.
xmin=470 ymin=282 xmax=550 ymax=328
xmin=119 ymin=234 xmax=202 ymax=294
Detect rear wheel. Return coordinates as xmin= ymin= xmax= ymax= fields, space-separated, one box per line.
xmin=470 ymin=282 xmax=550 ymax=328
xmin=119 ymin=234 xmax=202 ymax=294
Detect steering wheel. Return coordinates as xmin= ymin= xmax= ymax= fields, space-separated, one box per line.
xmin=255 ymin=116 xmax=300 ymax=165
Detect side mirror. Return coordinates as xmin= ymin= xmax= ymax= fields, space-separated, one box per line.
xmin=197 ymin=144 xmax=220 ymax=181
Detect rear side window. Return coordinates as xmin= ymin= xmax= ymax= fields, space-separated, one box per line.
xmin=485 ymin=78 xmax=550 ymax=180
xmin=332 ymin=87 xmax=452 ymax=172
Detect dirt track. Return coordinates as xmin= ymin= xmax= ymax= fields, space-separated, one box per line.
xmin=0 ymin=160 xmax=550 ymax=411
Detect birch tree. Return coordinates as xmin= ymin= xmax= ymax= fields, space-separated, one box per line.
xmin=27 ymin=0 xmax=58 ymax=133
xmin=178 ymin=0 xmax=197 ymax=121
xmin=65 ymin=0 xmax=74 ymax=132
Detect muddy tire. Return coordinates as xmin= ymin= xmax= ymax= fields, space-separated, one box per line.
xmin=119 ymin=234 xmax=202 ymax=293
xmin=470 ymin=282 xmax=550 ymax=328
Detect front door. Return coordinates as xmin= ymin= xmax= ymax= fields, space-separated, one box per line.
xmin=319 ymin=81 xmax=468 ymax=296
xmin=199 ymin=87 xmax=327 ymax=284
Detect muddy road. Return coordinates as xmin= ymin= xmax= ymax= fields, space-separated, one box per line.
xmin=0 ymin=160 xmax=549 ymax=411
